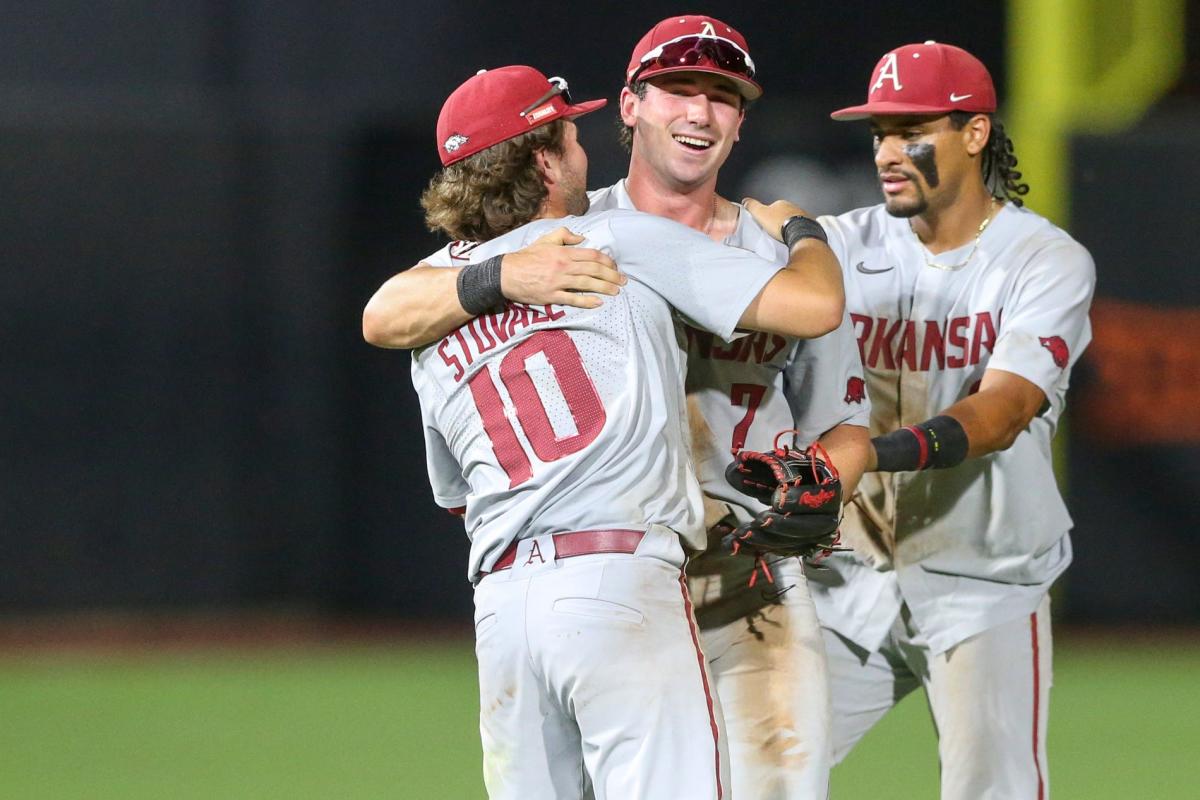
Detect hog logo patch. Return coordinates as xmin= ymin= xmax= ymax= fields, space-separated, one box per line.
xmin=1039 ymin=336 xmax=1069 ymax=369
xmin=448 ymin=240 xmax=481 ymax=261
xmin=844 ymin=376 xmax=866 ymax=404
xmin=443 ymin=133 xmax=469 ymax=154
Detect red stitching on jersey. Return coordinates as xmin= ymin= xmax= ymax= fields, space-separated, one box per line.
xmin=679 ymin=575 xmax=723 ymax=799
xmin=1031 ymin=612 xmax=1045 ymax=800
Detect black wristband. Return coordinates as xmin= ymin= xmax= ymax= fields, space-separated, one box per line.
xmin=781 ymin=215 xmax=828 ymax=248
xmin=456 ymin=255 xmax=506 ymax=315
xmin=872 ymin=415 xmax=969 ymax=472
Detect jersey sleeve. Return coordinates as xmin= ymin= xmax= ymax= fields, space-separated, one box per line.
xmin=603 ymin=214 xmax=781 ymax=340
xmin=817 ymin=214 xmax=853 ymax=276
xmin=420 ymin=242 xmax=457 ymax=268
xmin=985 ymin=239 xmax=1096 ymax=409
xmin=414 ymin=368 xmax=470 ymax=508
xmin=783 ymin=308 xmax=872 ymax=442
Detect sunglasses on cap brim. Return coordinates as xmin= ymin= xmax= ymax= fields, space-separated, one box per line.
xmin=633 ymin=34 xmax=756 ymax=82
xmin=519 ymin=76 xmax=572 ymax=118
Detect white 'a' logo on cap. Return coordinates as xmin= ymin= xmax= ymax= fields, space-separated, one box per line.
xmin=871 ymin=53 xmax=903 ymax=93
xmin=699 ymin=21 xmax=716 ymax=36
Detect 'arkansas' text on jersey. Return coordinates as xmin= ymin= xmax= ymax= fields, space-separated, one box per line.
xmin=437 ymin=303 xmax=567 ymax=382
xmin=852 ymin=311 xmax=1000 ymax=371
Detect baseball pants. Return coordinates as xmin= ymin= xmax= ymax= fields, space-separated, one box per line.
xmin=822 ymin=594 xmax=1053 ymax=800
xmin=695 ymin=557 xmax=833 ymax=800
xmin=472 ymin=526 xmax=730 ymax=800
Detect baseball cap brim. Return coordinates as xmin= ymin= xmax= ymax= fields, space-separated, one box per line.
xmin=831 ymin=99 xmax=992 ymax=121
xmin=637 ymin=64 xmax=763 ymax=101
xmin=563 ymin=98 xmax=608 ymax=120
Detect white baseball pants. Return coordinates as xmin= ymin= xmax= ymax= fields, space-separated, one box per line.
xmin=823 ymin=594 xmax=1053 ymax=799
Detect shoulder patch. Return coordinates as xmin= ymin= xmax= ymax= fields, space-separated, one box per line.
xmin=843 ymin=376 xmax=866 ymax=404
xmin=448 ymin=240 xmax=481 ymax=261
xmin=1038 ymin=335 xmax=1069 ymax=369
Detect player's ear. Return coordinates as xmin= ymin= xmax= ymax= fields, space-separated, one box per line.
xmin=534 ymin=147 xmax=559 ymax=186
xmin=619 ymin=86 xmax=639 ymax=128
xmin=963 ymin=114 xmax=990 ymax=156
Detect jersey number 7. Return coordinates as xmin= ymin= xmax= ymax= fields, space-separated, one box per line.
xmin=730 ymin=382 xmax=766 ymax=454
xmin=467 ymin=330 xmax=607 ymax=488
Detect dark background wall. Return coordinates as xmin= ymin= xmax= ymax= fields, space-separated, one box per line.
xmin=2 ymin=2 xmax=1196 ymax=621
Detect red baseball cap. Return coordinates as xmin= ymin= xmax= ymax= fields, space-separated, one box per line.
xmin=626 ymin=15 xmax=762 ymax=101
xmin=436 ymin=66 xmax=607 ymax=166
xmin=831 ymin=41 xmax=996 ymax=121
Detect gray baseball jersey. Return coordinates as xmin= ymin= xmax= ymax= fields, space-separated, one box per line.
xmin=809 ymin=202 xmax=1096 ymax=655
xmin=413 ymin=209 xmax=785 ymax=583
xmin=589 ymin=180 xmax=867 ymax=799
xmin=590 ymin=180 xmax=870 ymax=528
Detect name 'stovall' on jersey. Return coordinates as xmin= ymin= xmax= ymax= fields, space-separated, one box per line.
xmin=434 ymin=302 xmax=567 ymax=383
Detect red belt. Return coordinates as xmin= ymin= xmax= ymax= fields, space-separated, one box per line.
xmin=486 ymin=529 xmax=646 ymax=574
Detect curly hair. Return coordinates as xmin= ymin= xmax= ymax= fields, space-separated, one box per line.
xmin=949 ymin=111 xmax=1029 ymax=207
xmin=421 ymin=120 xmax=566 ymax=242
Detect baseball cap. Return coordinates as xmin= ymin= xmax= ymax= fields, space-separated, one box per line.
xmin=626 ymin=15 xmax=762 ymax=101
xmin=436 ymin=65 xmax=607 ymax=166
xmin=831 ymin=41 xmax=996 ymax=120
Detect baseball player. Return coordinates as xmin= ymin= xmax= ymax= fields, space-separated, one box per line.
xmin=365 ymin=65 xmax=845 ymax=800
xmin=367 ymin=17 xmax=872 ymax=798
xmin=803 ymin=42 xmax=1097 ymax=799
xmin=589 ymin=16 xmax=871 ymax=799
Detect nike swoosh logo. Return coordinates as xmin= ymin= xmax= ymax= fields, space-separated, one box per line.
xmin=949 ymin=92 xmax=973 ymax=102
xmin=855 ymin=261 xmax=895 ymax=274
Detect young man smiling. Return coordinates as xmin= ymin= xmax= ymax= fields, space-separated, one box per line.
xmin=810 ymin=42 xmax=1096 ymax=799
xmin=588 ymin=16 xmax=871 ymax=800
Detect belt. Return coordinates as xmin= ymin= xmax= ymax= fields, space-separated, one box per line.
xmin=485 ymin=529 xmax=646 ymax=575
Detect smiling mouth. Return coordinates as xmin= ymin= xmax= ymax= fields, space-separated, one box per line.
xmin=673 ymin=134 xmax=713 ymax=151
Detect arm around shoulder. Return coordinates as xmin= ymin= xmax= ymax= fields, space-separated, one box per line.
xmin=362 ymin=263 xmax=470 ymax=349
xmin=736 ymin=199 xmax=846 ymax=339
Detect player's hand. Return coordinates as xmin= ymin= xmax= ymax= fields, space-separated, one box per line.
xmin=499 ymin=228 xmax=625 ymax=309
xmin=741 ymin=198 xmax=815 ymax=244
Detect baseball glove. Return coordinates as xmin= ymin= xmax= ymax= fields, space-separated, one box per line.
xmin=723 ymin=433 xmax=843 ymax=562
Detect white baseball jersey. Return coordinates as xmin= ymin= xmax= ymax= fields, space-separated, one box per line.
xmin=590 ymin=180 xmax=868 ymax=800
xmin=413 ymin=209 xmax=785 ymax=583
xmin=590 ymin=180 xmax=870 ymax=530
xmin=809 ymin=202 xmax=1096 ymax=655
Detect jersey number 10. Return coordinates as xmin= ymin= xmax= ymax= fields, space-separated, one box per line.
xmin=467 ymin=330 xmax=607 ymax=488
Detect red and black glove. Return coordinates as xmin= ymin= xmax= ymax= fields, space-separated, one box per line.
xmin=724 ymin=435 xmax=842 ymax=559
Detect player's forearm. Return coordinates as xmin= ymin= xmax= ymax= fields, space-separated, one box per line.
xmin=737 ymin=240 xmax=846 ymax=338
xmin=362 ymin=264 xmax=471 ymax=349
xmin=867 ymin=373 xmax=1045 ymax=471
xmin=816 ymin=423 xmax=869 ymax=498
xmin=941 ymin=388 xmax=1037 ymax=459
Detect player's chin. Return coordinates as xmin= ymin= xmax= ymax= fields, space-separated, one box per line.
xmin=882 ymin=193 xmax=926 ymax=219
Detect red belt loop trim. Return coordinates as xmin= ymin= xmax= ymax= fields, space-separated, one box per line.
xmin=484 ymin=529 xmax=645 ymax=575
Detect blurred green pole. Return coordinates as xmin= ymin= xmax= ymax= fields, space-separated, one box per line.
xmin=1008 ymin=0 xmax=1184 ymax=227
xmin=1007 ymin=0 xmax=1184 ymax=486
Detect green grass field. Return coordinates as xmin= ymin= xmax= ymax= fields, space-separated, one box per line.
xmin=1 ymin=633 xmax=1196 ymax=798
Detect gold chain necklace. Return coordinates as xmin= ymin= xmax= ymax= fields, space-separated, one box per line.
xmin=911 ymin=200 xmax=999 ymax=271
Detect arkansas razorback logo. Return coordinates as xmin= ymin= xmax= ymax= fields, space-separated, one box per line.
xmin=448 ymin=240 xmax=481 ymax=261
xmin=844 ymin=376 xmax=866 ymax=404
xmin=1039 ymin=335 xmax=1069 ymax=369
